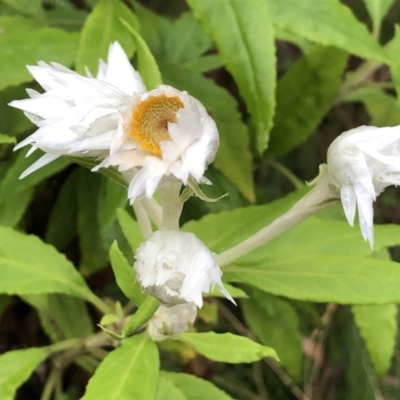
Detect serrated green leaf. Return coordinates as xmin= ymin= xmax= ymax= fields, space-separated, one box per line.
xmin=352 ymin=304 xmax=397 ymax=375
xmin=266 ymin=0 xmax=391 ymax=64
xmin=0 ymin=347 xmax=48 ymax=400
xmin=266 ymin=46 xmax=347 ymax=156
xmin=0 ymin=27 xmax=79 ymax=91
xmin=81 ymin=333 xmax=159 ymax=400
xmin=0 ymin=225 xmax=95 ymax=302
xmin=173 ymin=332 xmax=278 ymax=363
xmin=160 ymin=61 xmax=255 ymax=202
xmin=75 ymin=0 xmax=138 ymax=74
xmin=0 ymin=133 xmax=15 ymax=144
xmin=242 ymin=290 xmax=302 ymax=379
xmin=109 ymin=241 xmax=145 ymax=305
xmin=187 ymin=0 xmax=276 ymax=152
xmin=345 ymin=88 xmax=400 ymax=126
xmin=155 ymin=377 xmax=186 ymax=400
xmin=161 ymin=372 xmax=233 ymax=400
xmin=116 ymin=208 xmax=143 ymax=253
xmin=123 ymin=296 xmax=159 ymax=336
xmin=120 ymin=18 xmax=162 ymax=89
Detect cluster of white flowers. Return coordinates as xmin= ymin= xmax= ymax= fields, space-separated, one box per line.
xmin=10 ymin=42 xmax=232 ymax=339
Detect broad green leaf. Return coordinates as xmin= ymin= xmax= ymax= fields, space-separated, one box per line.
xmin=0 ymin=225 xmax=95 ymax=303
xmin=0 ymin=15 xmax=44 ymax=32
xmin=116 ymin=208 xmax=143 ymax=253
xmin=77 ymin=169 xmax=108 ymax=275
xmin=161 ymin=372 xmax=233 ymax=400
xmin=0 ymin=133 xmax=15 ymax=144
xmin=109 ymin=241 xmax=145 ymax=305
xmin=0 ymin=347 xmax=48 ymax=400
xmin=345 ymin=88 xmax=400 ymax=126
xmin=352 ymin=304 xmax=397 ymax=375
xmin=0 ymin=148 xmax=69 ymax=200
xmin=120 ymin=19 xmax=162 ymax=89
xmin=24 ymin=293 xmax=93 ymax=342
xmin=123 ymin=296 xmax=159 ymax=336
xmin=45 ymin=8 xmax=88 ymax=32
xmin=0 ymin=294 xmax=10 ymax=319
xmin=173 ymin=332 xmax=278 ymax=363
xmin=182 ymin=54 xmax=223 ymax=73
xmin=388 ymin=25 xmax=400 ymax=97
xmin=81 ymin=333 xmax=159 ymax=400
xmin=75 ymin=0 xmax=138 ymax=74
xmin=0 ymin=27 xmax=79 ymax=91
xmin=0 ymin=187 xmax=33 ymax=227
xmin=187 ymin=0 xmax=276 ymax=152
xmin=242 ymin=290 xmax=302 ymax=380
xmin=0 ymin=0 xmax=44 ymax=19
xmin=160 ymin=61 xmax=255 ymax=202
xmin=155 ymin=377 xmax=186 ymax=400
xmin=225 ymin=251 xmax=400 ymax=304
xmin=363 ymin=0 xmax=395 ymax=34
xmin=266 ymin=46 xmax=347 ymax=156
xmin=266 ymin=0 xmax=391 ymax=64
xmin=45 ymin=170 xmax=79 ymax=250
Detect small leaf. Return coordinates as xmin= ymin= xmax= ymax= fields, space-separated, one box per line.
xmin=81 ymin=333 xmax=159 ymax=400
xmin=0 ymin=133 xmax=15 ymax=144
xmin=75 ymin=0 xmax=138 ymax=74
xmin=266 ymin=46 xmax=347 ymax=156
xmin=123 ymin=296 xmax=159 ymax=336
xmin=109 ymin=241 xmax=145 ymax=305
xmin=0 ymin=347 xmax=48 ymax=400
xmin=116 ymin=208 xmax=143 ymax=253
xmin=173 ymin=332 xmax=278 ymax=363
xmin=161 ymin=372 xmax=233 ymax=400
xmin=120 ymin=18 xmax=162 ymax=89
xmin=363 ymin=0 xmax=395 ymax=34
xmin=188 ymin=178 xmax=228 ymax=203
xmin=352 ymin=304 xmax=397 ymax=375
xmin=206 ymin=282 xmax=248 ymax=299
xmin=187 ymin=0 xmax=276 ymax=152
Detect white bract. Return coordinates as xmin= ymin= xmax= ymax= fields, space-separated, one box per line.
xmin=327 ymin=125 xmax=400 ymax=247
xmin=148 ymin=303 xmax=197 ymax=341
xmin=134 ymin=230 xmax=234 ymax=307
xmin=10 ymin=42 xmax=219 ymax=202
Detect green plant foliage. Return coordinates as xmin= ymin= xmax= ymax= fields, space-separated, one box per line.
xmin=173 ymin=332 xmax=278 ymax=363
xmin=187 ymin=0 xmax=275 ymax=153
xmin=75 ymin=0 xmax=138 ymax=74
xmin=363 ymin=0 xmax=395 ymax=33
xmin=0 ymin=133 xmax=15 ymax=144
xmin=116 ymin=208 xmax=143 ymax=253
xmin=0 ymin=347 xmax=48 ymax=400
xmin=352 ymin=304 xmax=397 ymax=376
xmin=161 ymin=372 xmax=233 ymax=400
xmin=266 ymin=46 xmax=347 ymax=156
xmin=1 ymin=0 xmax=44 ymax=19
xmin=81 ymin=333 xmax=159 ymax=400
xmin=155 ymin=377 xmax=186 ymax=400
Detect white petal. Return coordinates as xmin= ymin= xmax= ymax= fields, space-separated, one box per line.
xmin=340 ymin=185 xmax=356 ymax=226
xmin=20 ymin=153 xmax=60 ymax=179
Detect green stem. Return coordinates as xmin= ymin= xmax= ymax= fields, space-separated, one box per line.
xmin=85 ymin=292 xmax=114 ymax=315
xmin=267 ymin=159 xmax=304 ymax=190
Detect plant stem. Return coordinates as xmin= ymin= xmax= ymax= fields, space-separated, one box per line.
xmin=267 ymin=159 xmax=304 ymax=190
xmin=132 ymin=201 xmax=153 ymax=239
xmin=159 ymin=181 xmax=183 ymax=230
xmin=140 ymin=197 xmax=163 ymax=229
xmin=217 ymin=174 xmax=339 ymax=267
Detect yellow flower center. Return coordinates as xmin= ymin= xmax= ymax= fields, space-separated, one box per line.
xmin=128 ymin=95 xmax=184 ymax=155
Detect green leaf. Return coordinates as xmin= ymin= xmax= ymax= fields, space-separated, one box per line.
xmin=116 ymin=208 xmax=143 ymax=253
xmin=388 ymin=25 xmax=400 ymax=97
xmin=155 ymin=377 xmax=186 ymax=400
xmin=345 ymin=88 xmax=400 ymax=126
xmin=0 ymin=133 xmax=16 ymax=144
xmin=266 ymin=0 xmax=391 ymax=64
xmin=0 ymin=347 xmax=48 ymax=400
xmin=0 ymin=225 xmax=95 ymax=303
xmin=173 ymin=332 xmax=278 ymax=363
xmin=187 ymin=0 xmax=276 ymax=152
xmin=109 ymin=241 xmax=145 ymax=305
xmin=225 ymin=251 xmax=400 ymax=304
xmin=81 ymin=333 xmax=159 ymax=400
xmin=160 ymin=61 xmax=255 ymax=202
xmin=75 ymin=0 xmax=138 ymax=74
xmin=363 ymin=0 xmax=395 ymax=33
xmin=352 ymin=304 xmax=397 ymax=375
xmin=0 ymin=15 xmax=44 ymax=33
xmin=0 ymin=0 xmax=44 ymax=19
xmin=242 ymin=290 xmax=302 ymax=379
xmin=161 ymin=372 xmax=233 ymax=400
xmin=266 ymin=46 xmax=347 ymax=156
xmin=0 ymin=187 xmax=33 ymax=227
xmin=182 ymin=54 xmax=223 ymax=74
xmin=207 ymin=282 xmax=248 ymax=299
xmin=0 ymin=27 xmax=79 ymax=91
xmin=120 ymin=18 xmax=162 ymax=89
xmin=123 ymin=296 xmax=159 ymax=336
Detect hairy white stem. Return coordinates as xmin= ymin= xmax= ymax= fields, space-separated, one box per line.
xmin=140 ymin=197 xmax=163 ymax=229
xmin=159 ymin=181 xmax=183 ymax=230
xmin=132 ymin=201 xmax=153 ymax=240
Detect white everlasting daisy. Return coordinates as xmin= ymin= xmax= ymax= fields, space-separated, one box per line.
xmin=148 ymin=303 xmax=197 ymax=341
xmin=9 ymin=42 xmax=145 ymax=178
xmin=134 ymin=230 xmax=234 ymax=308
xmin=327 ymin=125 xmax=400 ymax=247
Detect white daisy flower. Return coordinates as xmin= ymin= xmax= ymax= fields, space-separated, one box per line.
xmin=148 ymin=303 xmax=197 ymax=341
xmin=9 ymin=42 xmax=145 ymax=178
xmin=326 ymin=125 xmax=400 ymax=247
xmin=134 ymin=230 xmax=234 ymax=308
